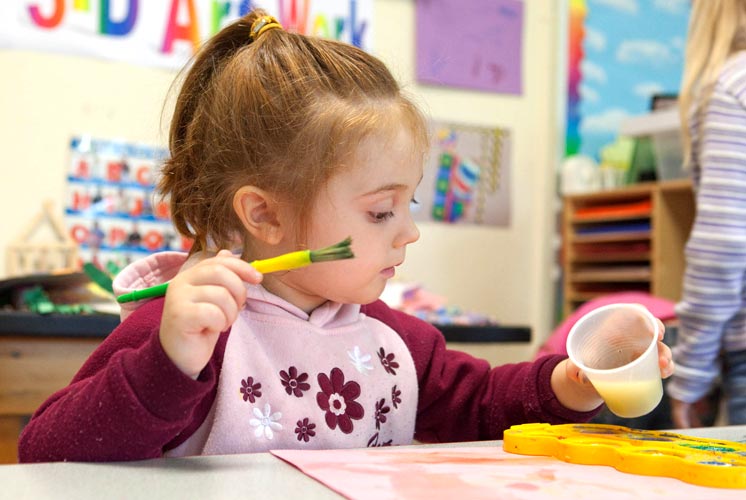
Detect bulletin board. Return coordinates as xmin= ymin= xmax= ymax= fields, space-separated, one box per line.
xmin=566 ymin=0 xmax=689 ymax=160
xmin=413 ymin=122 xmax=511 ymax=227
xmin=64 ymin=136 xmax=191 ymax=271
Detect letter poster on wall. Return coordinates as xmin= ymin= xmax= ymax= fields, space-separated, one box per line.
xmin=64 ymin=135 xmax=189 ymax=271
xmin=0 ymin=1 xmax=373 ymax=69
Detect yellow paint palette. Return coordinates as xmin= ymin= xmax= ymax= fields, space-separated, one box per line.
xmin=503 ymin=423 xmax=746 ymax=489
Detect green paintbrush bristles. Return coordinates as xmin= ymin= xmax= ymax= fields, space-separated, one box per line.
xmin=309 ymin=237 xmax=354 ymax=263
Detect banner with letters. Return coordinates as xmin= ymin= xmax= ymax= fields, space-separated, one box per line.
xmin=0 ymin=0 xmax=372 ymax=69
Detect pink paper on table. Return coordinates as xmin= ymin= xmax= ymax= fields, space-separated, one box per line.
xmin=271 ymin=446 xmax=740 ymax=500
xmin=415 ymin=0 xmax=523 ymax=94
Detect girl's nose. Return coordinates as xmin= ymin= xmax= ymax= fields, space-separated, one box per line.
xmin=394 ymin=216 xmax=420 ymax=248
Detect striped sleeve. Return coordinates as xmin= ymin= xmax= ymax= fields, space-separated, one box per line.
xmin=667 ymin=55 xmax=746 ymax=403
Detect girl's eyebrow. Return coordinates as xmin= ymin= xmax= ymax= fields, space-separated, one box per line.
xmin=362 ymin=175 xmax=424 ymax=197
xmin=362 ymin=183 xmax=407 ymax=196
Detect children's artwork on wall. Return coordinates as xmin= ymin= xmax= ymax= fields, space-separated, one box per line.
xmin=566 ymin=0 xmax=689 ymax=160
xmin=416 ymin=0 xmax=523 ymax=95
xmin=413 ymin=122 xmax=510 ymax=227
xmin=65 ymin=136 xmax=190 ymax=272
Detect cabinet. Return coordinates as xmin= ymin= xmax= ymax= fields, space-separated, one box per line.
xmin=562 ymin=179 xmax=695 ymax=317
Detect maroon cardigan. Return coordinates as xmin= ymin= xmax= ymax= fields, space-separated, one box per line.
xmin=18 ymin=298 xmax=599 ymax=462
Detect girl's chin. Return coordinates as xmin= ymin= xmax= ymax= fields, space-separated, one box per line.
xmin=358 ymin=285 xmax=388 ymax=305
xmin=380 ymin=267 xmax=395 ymax=279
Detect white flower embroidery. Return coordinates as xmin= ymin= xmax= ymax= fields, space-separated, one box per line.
xmin=249 ymin=403 xmax=282 ymax=439
xmin=347 ymin=345 xmax=373 ymax=374
xmin=328 ymin=394 xmax=347 ymax=416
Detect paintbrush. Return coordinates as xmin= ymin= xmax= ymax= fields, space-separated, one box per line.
xmin=116 ymin=237 xmax=354 ymax=304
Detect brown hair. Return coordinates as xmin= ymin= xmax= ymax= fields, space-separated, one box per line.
xmin=159 ymin=9 xmax=428 ymax=255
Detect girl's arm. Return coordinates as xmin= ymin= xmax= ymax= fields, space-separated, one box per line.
xmin=361 ymin=301 xmax=602 ymax=442
xmin=18 ymin=298 xmax=221 ymax=463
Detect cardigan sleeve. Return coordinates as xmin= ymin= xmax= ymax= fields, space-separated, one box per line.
xmin=18 ymin=298 xmax=223 ymax=463
xmin=361 ymin=300 xmax=600 ymax=442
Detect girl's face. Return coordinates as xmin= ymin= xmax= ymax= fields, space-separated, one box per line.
xmin=266 ymin=125 xmax=423 ymax=312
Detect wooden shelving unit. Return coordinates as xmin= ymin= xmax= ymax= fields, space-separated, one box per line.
xmin=562 ymin=179 xmax=695 ymax=317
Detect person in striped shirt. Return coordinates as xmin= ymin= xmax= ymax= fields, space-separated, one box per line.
xmin=668 ymin=0 xmax=746 ymax=427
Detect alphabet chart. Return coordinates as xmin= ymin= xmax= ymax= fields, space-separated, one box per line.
xmin=65 ymin=136 xmax=191 ymax=271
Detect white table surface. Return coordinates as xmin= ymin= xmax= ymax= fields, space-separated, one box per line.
xmin=2 ymin=425 xmax=745 ymax=500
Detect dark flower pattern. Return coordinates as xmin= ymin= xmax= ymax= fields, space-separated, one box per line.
xmin=279 ymin=366 xmax=311 ymax=397
xmin=377 ymin=347 xmax=399 ymax=375
xmin=374 ymin=398 xmax=390 ymax=430
xmin=294 ymin=418 xmax=316 ymax=443
xmin=239 ymin=376 xmax=262 ymax=403
xmin=316 ymin=367 xmax=364 ymax=434
xmin=391 ymin=385 xmax=402 ymax=409
xmin=367 ymin=433 xmax=393 ymax=447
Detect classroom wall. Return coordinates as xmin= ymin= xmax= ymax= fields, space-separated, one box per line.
xmin=0 ymin=0 xmax=563 ymax=360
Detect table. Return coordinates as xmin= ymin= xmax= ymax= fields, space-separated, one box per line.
xmin=1 ymin=426 xmax=744 ymax=500
xmin=0 ymin=312 xmax=530 ymax=463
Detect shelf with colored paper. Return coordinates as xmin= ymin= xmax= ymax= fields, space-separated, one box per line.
xmin=572 ymin=199 xmax=652 ymax=221
xmin=561 ymin=180 xmax=694 ymax=316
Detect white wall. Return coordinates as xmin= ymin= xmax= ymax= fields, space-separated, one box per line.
xmin=0 ymin=0 xmax=562 ymax=358
xmin=375 ymin=0 xmax=562 ymax=357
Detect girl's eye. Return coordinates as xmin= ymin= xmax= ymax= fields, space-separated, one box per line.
xmin=411 ymin=197 xmax=419 ymax=205
xmin=370 ymin=211 xmax=394 ymax=223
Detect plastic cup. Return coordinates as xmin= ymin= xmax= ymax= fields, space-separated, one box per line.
xmin=566 ymin=303 xmax=663 ymax=418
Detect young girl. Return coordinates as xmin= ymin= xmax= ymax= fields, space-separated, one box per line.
xmin=668 ymin=0 xmax=746 ymax=427
xmin=19 ymin=11 xmax=673 ymax=462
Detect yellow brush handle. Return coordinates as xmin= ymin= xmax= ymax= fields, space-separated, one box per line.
xmin=117 ymin=248 xmax=323 ymax=304
xmin=250 ymin=250 xmax=311 ymax=274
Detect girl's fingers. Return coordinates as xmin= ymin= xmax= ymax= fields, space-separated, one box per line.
xmin=186 ymin=265 xmax=249 ymax=307
xmin=658 ymin=341 xmax=674 ymax=378
xmin=193 ymin=302 xmax=232 ymax=335
xmin=177 ymin=252 xmax=262 ymax=303
xmin=188 ymin=285 xmax=242 ymax=322
xmin=194 ymin=251 xmax=263 ymax=282
xmin=564 ymin=359 xmax=590 ymax=385
xmin=215 ymin=254 xmax=263 ymax=284
xmin=656 ymin=318 xmax=666 ymax=341
xmin=660 ymin=354 xmax=675 ymax=378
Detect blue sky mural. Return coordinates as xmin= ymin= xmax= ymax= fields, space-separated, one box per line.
xmin=579 ymin=0 xmax=690 ymax=160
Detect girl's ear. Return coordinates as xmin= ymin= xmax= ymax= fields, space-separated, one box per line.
xmin=232 ymin=186 xmax=284 ymax=244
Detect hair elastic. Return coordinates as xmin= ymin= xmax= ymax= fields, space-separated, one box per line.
xmin=250 ymin=15 xmax=283 ymax=41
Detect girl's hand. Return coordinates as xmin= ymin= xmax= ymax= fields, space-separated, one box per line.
xmin=159 ymin=250 xmax=263 ymax=378
xmin=671 ymin=398 xmax=701 ymax=429
xmin=553 ymin=317 xmax=675 ymax=412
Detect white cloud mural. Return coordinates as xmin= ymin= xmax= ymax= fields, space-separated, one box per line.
xmin=617 ymin=39 xmax=674 ymax=65
xmin=634 ymin=81 xmax=665 ymax=99
xmin=581 ymin=60 xmax=607 ymax=84
xmin=654 ymin=0 xmax=688 ymax=15
xmin=590 ymin=0 xmax=638 ymax=14
xmin=585 ymin=27 xmax=607 ymax=52
xmin=580 ymin=84 xmax=601 ymax=103
xmin=581 ymin=108 xmax=631 ymax=133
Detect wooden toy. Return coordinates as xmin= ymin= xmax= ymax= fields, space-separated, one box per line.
xmin=6 ymin=200 xmax=78 ymax=277
xmin=503 ymin=423 xmax=746 ymax=489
